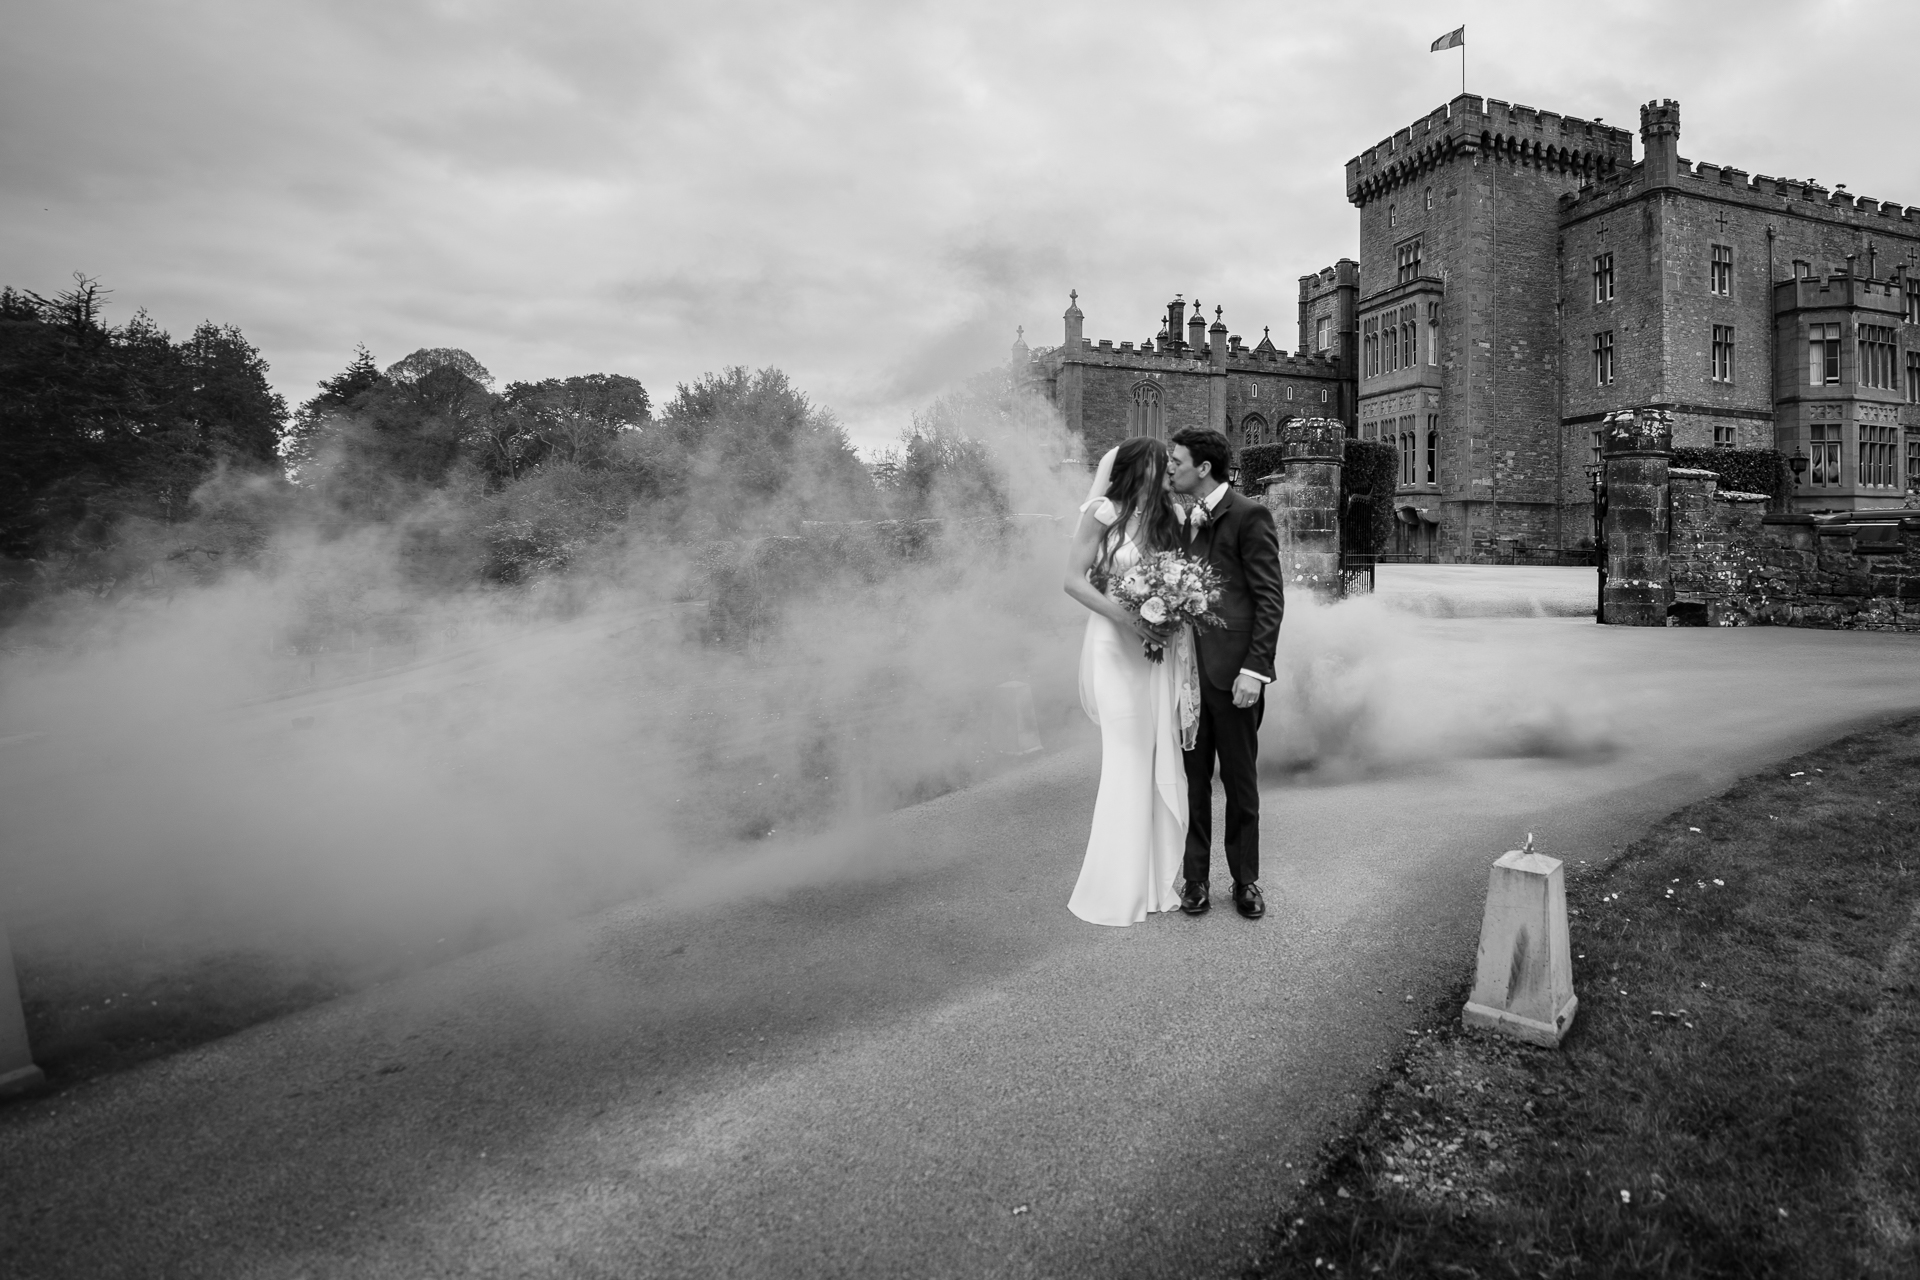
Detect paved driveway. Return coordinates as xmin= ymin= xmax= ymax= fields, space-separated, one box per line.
xmin=3 ymin=607 xmax=1919 ymax=1278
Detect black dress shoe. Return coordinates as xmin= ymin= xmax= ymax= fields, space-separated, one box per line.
xmin=1233 ymin=882 xmax=1265 ymax=919
xmin=1179 ymin=880 xmax=1210 ymax=915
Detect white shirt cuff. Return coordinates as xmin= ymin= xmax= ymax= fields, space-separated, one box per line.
xmin=1238 ymin=668 xmax=1271 ymax=684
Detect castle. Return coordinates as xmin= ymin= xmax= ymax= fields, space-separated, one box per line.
xmin=1020 ymin=95 xmax=1920 ymax=561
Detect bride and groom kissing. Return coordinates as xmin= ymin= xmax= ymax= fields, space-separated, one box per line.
xmin=1063 ymin=427 xmax=1284 ymax=928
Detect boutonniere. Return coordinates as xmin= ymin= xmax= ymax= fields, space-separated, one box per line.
xmin=1187 ymin=503 xmax=1210 ymax=531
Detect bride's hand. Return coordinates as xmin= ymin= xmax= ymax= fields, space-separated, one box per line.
xmin=1129 ymin=616 xmax=1173 ymax=645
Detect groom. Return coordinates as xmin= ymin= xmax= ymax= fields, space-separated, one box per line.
xmin=1167 ymin=427 xmax=1285 ymax=919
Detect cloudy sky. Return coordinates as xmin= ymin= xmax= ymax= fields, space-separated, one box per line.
xmin=5 ymin=0 xmax=1916 ymax=451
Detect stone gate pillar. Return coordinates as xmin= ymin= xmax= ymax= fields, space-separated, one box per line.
xmin=1600 ymin=408 xmax=1673 ymax=626
xmin=1263 ymin=416 xmax=1345 ymax=600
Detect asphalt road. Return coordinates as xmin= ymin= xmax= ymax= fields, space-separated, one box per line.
xmin=4 ymin=606 xmax=1920 ymax=1278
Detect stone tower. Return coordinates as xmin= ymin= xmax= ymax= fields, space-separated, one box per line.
xmin=1346 ymin=94 xmax=1633 ymax=558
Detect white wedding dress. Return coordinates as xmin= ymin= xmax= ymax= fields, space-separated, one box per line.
xmin=1067 ymin=495 xmax=1191 ymax=927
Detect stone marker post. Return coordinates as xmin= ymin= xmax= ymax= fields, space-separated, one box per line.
xmin=991 ymin=681 xmax=1042 ymax=755
xmin=1266 ymin=416 xmax=1345 ymax=600
xmin=0 ymin=917 xmax=43 ymax=1095
xmin=1462 ymin=838 xmax=1578 ymax=1047
xmin=1600 ymin=408 xmax=1673 ymax=626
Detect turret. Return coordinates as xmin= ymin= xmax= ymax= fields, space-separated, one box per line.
xmin=1640 ymin=99 xmax=1681 ymax=187
xmin=1208 ymin=306 xmax=1227 ymax=369
xmin=1010 ymin=325 xmax=1029 ymax=367
xmin=1063 ymin=290 xmax=1083 ymax=346
xmin=1187 ymin=300 xmax=1207 ymax=353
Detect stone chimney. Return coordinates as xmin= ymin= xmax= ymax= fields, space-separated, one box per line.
xmin=1167 ymin=295 xmax=1187 ymax=349
xmin=1639 ymin=99 xmax=1681 ymax=187
xmin=1062 ymin=290 xmax=1083 ymax=346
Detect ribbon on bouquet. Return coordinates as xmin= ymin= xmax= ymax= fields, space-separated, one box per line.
xmin=1173 ymin=625 xmax=1201 ymax=752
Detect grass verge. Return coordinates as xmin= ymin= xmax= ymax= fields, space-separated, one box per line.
xmin=1248 ymin=715 xmax=1920 ymax=1279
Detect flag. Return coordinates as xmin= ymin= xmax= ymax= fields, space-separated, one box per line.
xmin=1430 ymin=26 xmax=1465 ymax=51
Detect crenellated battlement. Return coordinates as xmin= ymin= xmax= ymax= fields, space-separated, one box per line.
xmin=1558 ymin=155 xmax=1920 ymax=226
xmin=1298 ymin=258 xmax=1359 ymax=297
xmin=1045 ymin=336 xmax=1341 ymax=376
xmin=1345 ymin=93 xmax=1633 ymax=207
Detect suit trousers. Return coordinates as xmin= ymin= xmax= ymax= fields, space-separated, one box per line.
xmin=1181 ymin=674 xmax=1263 ymax=888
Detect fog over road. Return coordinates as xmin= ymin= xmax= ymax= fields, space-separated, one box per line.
xmin=4 ymin=599 xmax=1920 ymax=1278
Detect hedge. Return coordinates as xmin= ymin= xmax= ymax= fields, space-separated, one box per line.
xmin=1234 ymin=438 xmax=1397 ymax=555
xmin=1669 ymin=447 xmax=1793 ymax=506
xmin=1341 ymin=440 xmax=1399 ymax=556
xmin=1237 ymin=443 xmax=1286 ymax=486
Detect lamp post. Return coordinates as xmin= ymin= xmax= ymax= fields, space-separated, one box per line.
xmin=1790 ymin=447 xmax=1809 ymax=491
xmin=1588 ymin=464 xmax=1607 ymax=621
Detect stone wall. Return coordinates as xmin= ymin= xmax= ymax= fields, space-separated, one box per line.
xmin=1665 ymin=469 xmax=1920 ymax=629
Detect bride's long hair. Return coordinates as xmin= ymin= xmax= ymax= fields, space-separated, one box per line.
xmin=1094 ymin=436 xmax=1183 ymax=576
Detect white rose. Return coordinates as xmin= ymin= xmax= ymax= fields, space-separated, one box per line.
xmin=1186 ymin=592 xmax=1208 ymax=614
xmin=1139 ymin=596 xmax=1169 ymax=625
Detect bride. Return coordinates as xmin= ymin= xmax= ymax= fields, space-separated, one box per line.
xmin=1062 ymin=438 xmax=1200 ymax=926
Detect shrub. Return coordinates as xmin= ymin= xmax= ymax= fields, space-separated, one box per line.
xmin=1670 ymin=446 xmax=1792 ymax=507
xmin=1237 ymin=442 xmax=1287 ymax=486
xmin=1341 ymin=440 xmax=1399 ymax=556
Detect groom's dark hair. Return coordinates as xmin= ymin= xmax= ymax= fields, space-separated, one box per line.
xmin=1171 ymin=427 xmax=1233 ymax=485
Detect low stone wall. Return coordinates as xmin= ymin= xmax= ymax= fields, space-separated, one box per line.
xmin=1668 ymin=470 xmax=1920 ymax=629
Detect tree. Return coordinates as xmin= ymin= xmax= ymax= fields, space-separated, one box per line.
xmin=283 ymin=344 xmax=381 ymax=473
xmin=655 ymin=366 xmax=876 ymax=535
xmin=0 ymin=275 xmax=286 ymax=562
xmin=486 ymin=373 xmax=650 ymax=483
xmin=384 ymin=347 xmax=493 ymax=389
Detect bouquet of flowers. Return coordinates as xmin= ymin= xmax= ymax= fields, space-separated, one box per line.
xmin=1109 ymin=551 xmax=1225 ymax=663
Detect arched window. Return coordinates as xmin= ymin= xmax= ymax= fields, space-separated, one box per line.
xmin=1388 ymin=204 xmax=1397 ymax=228
xmin=1424 ymin=187 xmax=1434 ymax=211
xmin=1241 ymin=414 xmax=1267 ymax=447
xmin=1127 ymin=381 xmax=1164 ymax=438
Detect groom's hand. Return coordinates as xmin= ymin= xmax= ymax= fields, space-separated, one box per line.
xmin=1231 ymin=673 xmax=1264 ymax=709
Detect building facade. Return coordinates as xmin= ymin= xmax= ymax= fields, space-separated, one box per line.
xmin=1017 ymin=286 xmax=1355 ymax=468
xmin=1021 ymin=94 xmax=1920 ymax=558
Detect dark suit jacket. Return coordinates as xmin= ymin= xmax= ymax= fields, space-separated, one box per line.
xmin=1192 ymin=487 xmax=1285 ymax=690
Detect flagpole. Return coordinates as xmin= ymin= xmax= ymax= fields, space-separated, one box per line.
xmin=1461 ymin=39 xmax=1466 ymax=95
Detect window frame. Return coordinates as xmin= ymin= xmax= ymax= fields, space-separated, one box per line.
xmin=1711 ymin=324 xmax=1734 ymax=383
xmin=1809 ymin=422 xmax=1842 ymax=487
xmin=1810 ymin=322 xmax=1842 ymax=385
xmin=1128 ymin=381 xmax=1165 ymax=439
xmin=1860 ymin=423 xmax=1898 ymax=487
xmin=1593 ymin=252 xmax=1614 ymax=304
xmin=1710 ymin=243 xmax=1733 ymax=297
xmin=1593 ymin=330 xmax=1615 ymax=386
xmin=1395 ymin=240 xmax=1423 ymax=285
xmin=1859 ymin=324 xmax=1898 ymax=390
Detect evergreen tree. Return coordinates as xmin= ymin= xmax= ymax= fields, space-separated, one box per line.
xmin=0 ymin=275 xmax=286 ymax=561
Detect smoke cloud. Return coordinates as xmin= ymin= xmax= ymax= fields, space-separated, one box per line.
xmin=0 ymin=393 xmax=1612 ymax=1067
